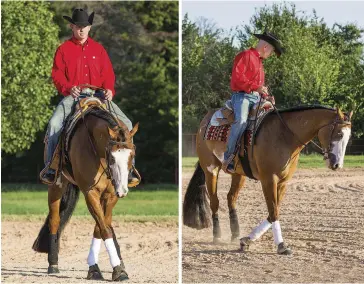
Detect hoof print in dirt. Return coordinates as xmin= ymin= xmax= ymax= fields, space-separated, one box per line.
xmin=112 ymin=265 xmax=129 ymax=281
xmin=87 ymin=264 xmax=104 ymax=280
xmin=47 ymin=265 xmax=60 ymax=274
xmin=277 ymin=242 xmax=292 ymax=255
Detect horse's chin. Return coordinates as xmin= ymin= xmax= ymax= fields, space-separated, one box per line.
xmin=115 ymin=184 xmax=129 ymax=198
xmin=328 ymin=163 xmax=342 ymax=171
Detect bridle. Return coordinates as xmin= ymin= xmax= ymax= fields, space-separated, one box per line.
xmin=76 ymin=86 xmax=135 ymax=191
xmin=317 ymin=118 xmax=351 ymax=160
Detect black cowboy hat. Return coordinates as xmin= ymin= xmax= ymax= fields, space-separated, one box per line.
xmin=253 ymin=31 xmax=284 ymax=57
xmin=63 ymin=9 xmax=94 ymax=27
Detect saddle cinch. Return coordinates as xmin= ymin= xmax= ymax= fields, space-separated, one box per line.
xmin=40 ymin=96 xmax=141 ymax=187
xmin=204 ymin=96 xmax=274 ymax=179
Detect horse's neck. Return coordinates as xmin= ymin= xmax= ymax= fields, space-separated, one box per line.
xmin=88 ymin=117 xmax=110 ymax=158
xmin=284 ymin=109 xmax=336 ymax=146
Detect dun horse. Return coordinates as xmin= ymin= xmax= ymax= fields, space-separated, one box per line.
xmin=33 ymin=98 xmax=138 ymax=281
xmin=183 ymin=105 xmax=352 ymax=255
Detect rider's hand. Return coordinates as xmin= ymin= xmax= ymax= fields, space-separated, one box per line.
xmin=257 ymin=86 xmax=269 ymax=96
xmin=70 ymin=86 xmax=81 ymax=98
xmin=267 ymin=95 xmax=276 ymax=105
xmin=105 ymin=89 xmax=113 ymax=101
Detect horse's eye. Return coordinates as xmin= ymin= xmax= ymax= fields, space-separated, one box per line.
xmin=337 ymin=132 xmax=343 ymax=138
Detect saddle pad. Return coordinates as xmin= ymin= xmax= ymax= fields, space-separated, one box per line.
xmin=204 ymin=123 xmax=231 ymax=142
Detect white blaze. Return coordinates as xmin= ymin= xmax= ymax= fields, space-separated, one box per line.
xmin=110 ymin=149 xmax=132 ymax=197
xmin=330 ymin=127 xmax=351 ymax=168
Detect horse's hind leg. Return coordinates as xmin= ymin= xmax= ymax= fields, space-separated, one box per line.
xmin=227 ymin=174 xmax=246 ymax=242
xmin=204 ymin=168 xmax=221 ymax=243
xmin=47 ymin=181 xmax=67 ymax=273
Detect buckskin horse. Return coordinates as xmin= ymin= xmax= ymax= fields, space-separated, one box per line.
xmin=183 ymin=104 xmax=353 ymax=255
xmin=33 ymin=88 xmax=139 ymax=281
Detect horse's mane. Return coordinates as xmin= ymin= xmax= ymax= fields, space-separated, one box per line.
xmin=277 ymin=104 xmax=335 ymax=113
xmin=88 ymin=108 xmax=129 ymax=141
xmin=88 ymin=108 xmax=119 ymax=128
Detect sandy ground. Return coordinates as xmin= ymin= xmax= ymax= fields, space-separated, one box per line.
xmin=182 ymin=167 xmax=364 ymax=283
xmin=2 ymin=219 xmax=178 ymax=283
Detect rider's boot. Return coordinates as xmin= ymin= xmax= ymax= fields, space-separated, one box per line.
xmin=128 ymin=163 xmax=141 ymax=187
xmin=222 ymin=154 xmax=235 ymax=174
xmin=41 ymin=167 xmax=56 ymax=184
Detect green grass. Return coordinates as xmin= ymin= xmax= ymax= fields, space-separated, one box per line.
xmin=182 ymin=155 xmax=364 ymax=170
xmin=1 ymin=183 xmax=178 ymax=219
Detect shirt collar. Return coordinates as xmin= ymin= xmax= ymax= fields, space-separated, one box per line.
xmin=250 ymin=48 xmax=263 ymax=59
xmin=70 ymin=36 xmax=91 ymax=46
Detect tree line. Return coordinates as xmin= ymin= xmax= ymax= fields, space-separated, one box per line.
xmin=1 ymin=1 xmax=178 ymax=183
xmin=183 ymin=3 xmax=364 ymax=137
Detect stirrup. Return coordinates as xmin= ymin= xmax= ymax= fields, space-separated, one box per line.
xmin=222 ymin=155 xmax=235 ymax=174
xmin=39 ymin=164 xmax=57 ymax=185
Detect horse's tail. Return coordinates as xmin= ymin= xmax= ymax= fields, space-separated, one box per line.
xmin=32 ymin=183 xmax=80 ymax=253
xmin=183 ymin=161 xmax=211 ymax=229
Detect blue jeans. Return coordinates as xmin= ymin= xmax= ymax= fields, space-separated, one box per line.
xmin=46 ymin=95 xmax=133 ymax=166
xmin=224 ymin=92 xmax=259 ymax=161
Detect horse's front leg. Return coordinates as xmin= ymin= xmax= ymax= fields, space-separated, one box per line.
xmin=86 ymin=225 xmax=103 ymax=280
xmin=227 ymin=174 xmax=246 ymax=242
xmin=85 ymin=189 xmax=128 ymax=281
xmin=240 ymin=178 xmax=291 ymax=255
xmin=261 ymin=177 xmax=291 ymax=255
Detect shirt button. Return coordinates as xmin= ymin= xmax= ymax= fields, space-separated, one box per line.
xmin=93 ymin=56 xmax=95 ymax=59
xmin=85 ymin=74 xmax=88 ymax=76
xmin=85 ymin=65 xmax=87 ymax=67
xmin=84 ymin=56 xmax=86 ymax=59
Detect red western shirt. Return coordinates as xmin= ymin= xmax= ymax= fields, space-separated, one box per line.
xmin=52 ymin=36 xmax=115 ymax=96
xmin=230 ymin=48 xmax=264 ymax=93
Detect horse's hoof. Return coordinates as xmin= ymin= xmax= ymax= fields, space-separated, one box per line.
xmin=231 ymin=236 xmax=239 ymax=243
xmin=47 ymin=265 xmax=60 ymax=274
xmin=87 ymin=264 xmax=104 ymax=280
xmin=239 ymin=237 xmax=252 ymax=252
xmin=277 ymin=242 xmax=292 ymax=255
xmin=112 ymin=265 xmax=129 ymax=281
xmin=213 ymin=237 xmax=222 ymax=244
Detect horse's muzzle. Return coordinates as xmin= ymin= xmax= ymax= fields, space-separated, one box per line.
xmin=116 ymin=192 xmax=127 ymax=198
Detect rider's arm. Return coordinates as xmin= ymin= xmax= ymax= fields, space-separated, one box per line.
xmin=231 ymin=51 xmax=262 ymax=93
xmin=51 ymin=46 xmax=73 ymax=96
xmin=100 ymin=47 xmax=116 ymax=96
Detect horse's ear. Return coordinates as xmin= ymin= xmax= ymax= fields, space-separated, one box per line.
xmin=336 ymin=106 xmax=345 ymax=120
xmin=108 ymin=127 xmax=117 ymax=139
xmin=348 ymin=110 xmax=354 ymax=121
xmin=130 ymin=122 xmax=139 ymax=137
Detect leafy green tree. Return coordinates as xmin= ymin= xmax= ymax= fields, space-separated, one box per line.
xmin=238 ymin=2 xmax=364 ymax=136
xmin=238 ymin=3 xmax=340 ymax=107
xmin=182 ymin=2 xmax=364 ymax=137
xmin=182 ymin=15 xmax=237 ymax=132
xmin=1 ymin=1 xmax=59 ymax=153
